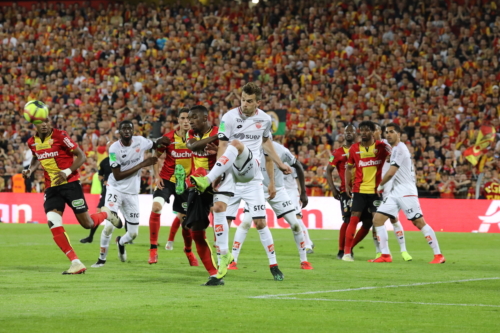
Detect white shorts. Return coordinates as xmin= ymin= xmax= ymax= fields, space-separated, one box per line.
xmin=104 ymin=186 xmax=140 ymax=224
xmin=226 ymin=179 xmax=266 ymax=220
xmin=286 ymin=187 xmax=302 ymax=216
xmin=378 ymin=194 xmax=423 ymax=220
xmin=244 ymin=186 xmax=295 ymax=218
xmin=214 ymin=155 xmax=262 ymax=204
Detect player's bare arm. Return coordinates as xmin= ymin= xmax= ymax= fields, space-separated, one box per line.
xmin=54 ymin=146 xmax=87 ymax=186
xmin=378 ymin=165 xmax=399 ymax=190
xmin=326 ymin=164 xmax=340 ymax=200
xmin=112 ymin=156 xmax=158 ymax=181
xmin=345 ymin=164 xmax=354 ymax=198
xmin=187 ymin=134 xmax=218 ymax=152
xmin=292 ymin=161 xmax=309 ymax=207
xmin=22 ymin=155 xmax=40 ymax=179
xmin=265 ymin=155 xmax=276 ymax=200
xmin=262 ymin=137 xmax=291 ymax=174
xmin=153 ymin=136 xmax=171 ymax=150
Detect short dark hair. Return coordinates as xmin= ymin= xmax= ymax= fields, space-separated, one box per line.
xmin=242 ymin=82 xmax=262 ymax=100
xmin=178 ymin=107 xmax=190 ymax=116
xmin=386 ymin=122 xmax=402 ymax=134
xmin=189 ymin=105 xmax=208 ymax=115
xmin=358 ymin=120 xmax=375 ymax=131
xmin=119 ymin=120 xmax=133 ymax=129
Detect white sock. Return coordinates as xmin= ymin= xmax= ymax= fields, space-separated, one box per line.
xmin=71 ymin=259 xmax=82 ymax=264
xmin=372 ymin=229 xmax=381 ymax=253
xmin=392 ymin=221 xmax=407 ymax=252
xmin=232 ymin=212 xmax=252 ymax=263
xmin=257 ymin=226 xmax=277 ymax=265
xmin=213 ymin=212 xmax=229 ymax=255
xmin=283 ymin=212 xmax=307 ymax=262
xmin=120 ymin=223 xmax=139 ymax=245
xmin=297 ymin=217 xmax=312 ymax=248
xmin=375 ymin=226 xmax=390 ymax=255
xmin=99 ymin=220 xmax=114 ymax=260
xmin=421 ymin=224 xmax=441 ymax=255
xmin=207 ymin=145 xmax=238 ymax=183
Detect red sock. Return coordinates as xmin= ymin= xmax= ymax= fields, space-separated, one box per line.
xmin=191 ymin=230 xmax=217 ymax=276
xmin=353 ymin=225 xmax=370 ymax=248
xmin=344 ymin=215 xmax=360 ymax=254
xmin=90 ymin=212 xmax=107 ymax=228
xmin=51 ymin=226 xmax=78 ymax=261
xmin=168 ymin=217 xmax=181 ymax=242
xmin=182 ymin=227 xmax=193 ymax=250
xmin=339 ymin=222 xmax=348 ymax=250
xmin=149 ymin=212 xmax=161 ymax=246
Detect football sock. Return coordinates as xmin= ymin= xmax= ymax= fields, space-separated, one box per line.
xmin=352 ymin=225 xmax=370 ymax=247
xmin=297 ymin=217 xmax=312 ymax=248
xmin=392 ymin=221 xmax=407 ymax=252
xmin=372 ymin=229 xmax=381 ymax=253
xmin=257 ymin=226 xmax=277 ymax=265
xmin=283 ymin=212 xmax=307 ymax=262
xmin=99 ymin=221 xmax=114 ymax=260
xmin=375 ymin=226 xmax=390 ymax=255
xmin=168 ymin=216 xmax=181 ymax=242
xmin=51 ymin=226 xmax=78 ymax=261
xmin=339 ymin=222 xmax=348 ymax=250
xmin=149 ymin=212 xmax=161 ymax=249
xmin=182 ymin=227 xmax=193 ymax=251
xmin=232 ymin=212 xmax=252 ymax=262
xmin=213 ymin=212 xmax=229 ymax=255
xmin=344 ymin=215 xmax=360 ymax=254
xmin=191 ymin=230 xmax=217 ymax=276
xmin=119 ymin=223 xmax=139 ymax=245
xmin=90 ymin=211 xmax=107 ymax=228
xmin=421 ymin=224 xmax=441 ymax=255
xmin=206 ymin=145 xmax=238 ymax=183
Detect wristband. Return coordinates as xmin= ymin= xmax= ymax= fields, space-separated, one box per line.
xmin=62 ymin=168 xmax=72 ymax=177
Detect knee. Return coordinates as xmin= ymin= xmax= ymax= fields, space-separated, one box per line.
xmin=152 ymin=201 xmax=163 ymax=214
xmin=130 ymin=231 xmax=138 ymax=240
xmin=230 ymin=140 xmax=244 ymax=154
xmin=103 ymin=222 xmax=114 ymax=236
xmin=213 ymin=202 xmax=226 ymax=213
xmin=412 ymin=218 xmax=425 ymax=229
xmin=372 ymin=213 xmax=385 ymax=227
xmin=253 ymin=219 xmax=267 ymax=229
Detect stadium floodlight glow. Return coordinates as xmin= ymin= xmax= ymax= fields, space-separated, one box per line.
xmin=252 ymin=0 xmax=259 ymax=3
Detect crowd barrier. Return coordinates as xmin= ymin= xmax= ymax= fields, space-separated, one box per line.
xmin=0 ymin=193 xmax=498 ymax=233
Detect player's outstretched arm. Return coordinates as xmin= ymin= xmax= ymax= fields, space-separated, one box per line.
xmin=187 ymin=135 xmax=218 ymax=152
xmin=293 ymin=161 xmax=309 ymax=207
xmin=262 ymin=137 xmax=291 ymax=174
xmin=326 ymin=164 xmax=340 ymax=200
xmin=265 ymin=155 xmax=276 ymax=199
xmin=112 ymin=156 xmax=158 ymax=181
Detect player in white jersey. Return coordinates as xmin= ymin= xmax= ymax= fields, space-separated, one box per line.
xmin=228 ymin=141 xmax=313 ymax=270
xmin=283 ymin=165 xmax=314 ymax=253
xmin=372 ymin=124 xmax=412 ymax=261
xmin=91 ymin=121 xmax=170 ymax=267
xmin=370 ymin=123 xmax=446 ymax=264
xmin=191 ymin=82 xmax=291 ymax=281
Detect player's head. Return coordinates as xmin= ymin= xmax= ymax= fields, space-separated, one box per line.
xmin=373 ymin=123 xmax=382 ymax=141
xmin=118 ymin=120 xmax=134 ymax=142
xmin=34 ymin=118 xmax=51 ymax=136
xmin=188 ymin=105 xmax=208 ymax=132
xmin=385 ymin=122 xmax=402 ymax=145
xmin=344 ymin=123 xmax=356 ymax=143
xmin=358 ymin=121 xmax=375 ymax=143
xmin=241 ymin=82 xmax=262 ymax=117
xmin=178 ymin=107 xmax=190 ymax=131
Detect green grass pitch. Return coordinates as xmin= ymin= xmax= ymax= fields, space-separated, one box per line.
xmin=1 ymin=224 xmax=499 ymax=333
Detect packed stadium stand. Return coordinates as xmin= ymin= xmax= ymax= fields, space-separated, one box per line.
xmin=0 ymin=0 xmax=498 ymax=199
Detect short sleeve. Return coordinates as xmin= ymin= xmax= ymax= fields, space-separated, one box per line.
xmin=141 ymin=136 xmax=153 ymax=151
xmin=390 ymin=146 xmax=403 ymax=168
xmin=347 ymin=146 xmax=356 ymax=165
xmin=109 ymin=144 xmax=120 ymax=168
xmin=59 ymin=130 xmax=78 ymax=152
xmin=217 ymin=114 xmax=232 ymax=141
xmin=281 ymin=146 xmax=296 ymax=165
xmin=263 ymin=118 xmax=272 ymax=138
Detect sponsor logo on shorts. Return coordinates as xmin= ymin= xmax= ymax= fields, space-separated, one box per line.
xmin=215 ymin=224 xmax=224 ymax=232
xmin=267 ymin=244 xmax=275 ymax=254
xmin=406 ymin=208 xmax=413 ymax=214
xmin=182 ymin=202 xmax=187 ymax=209
xmin=237 ymin=125 xmax=242 ymax=129
xmin=218 ymin=156 xmax=229 ymax=165
xmin=72 ymin=199 xmax=85 ymax=208
xmin=233 ymin=241 xmax=241 ymax=250
xmin=253 ymin=204 xmax=265 ymax=211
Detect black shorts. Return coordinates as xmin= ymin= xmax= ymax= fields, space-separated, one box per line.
xmin=184 ymin=187 xmax=213 ymax=231
xmin=44 ymin=181 xmax=89 ymax=214
xmin=351 ymin=193 xmax=380 ymax=214
xmin=153 ymin=179 xmax=188 ymax=214
xmin=97 ymin=185 xmax=106 ymax=209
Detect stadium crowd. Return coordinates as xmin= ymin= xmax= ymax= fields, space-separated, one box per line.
xmin=0 ymin=0 xmax=499 ymax=199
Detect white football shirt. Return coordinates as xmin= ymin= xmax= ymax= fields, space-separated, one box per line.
xmin=108 ymin=136 xmax=153 ymax=194
xmin=218 ymin=107 xmax=272 ymax=162
xmin=389 ymin=141 xmax=418 ymax=196
xmin=284 ymin=165 xmax=298 ymax=190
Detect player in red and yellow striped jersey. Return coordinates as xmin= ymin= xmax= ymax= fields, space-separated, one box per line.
xmin=24 ymin=118 xmax=123 ymax=275
xmin=185 ymin=105 xmax=222 ymax=285
xmin=148 ymin=108 xmax=197 ymax=266
xmin=342 ymin=121 xmax=391 ymax=261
